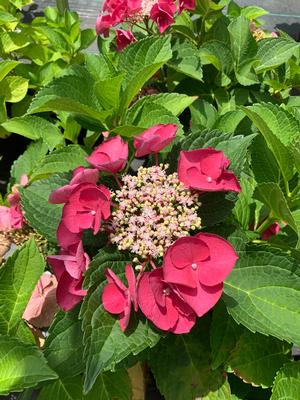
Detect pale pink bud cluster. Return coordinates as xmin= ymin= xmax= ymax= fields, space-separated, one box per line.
xmin=110 ymin=164 xmax=201 ymax=259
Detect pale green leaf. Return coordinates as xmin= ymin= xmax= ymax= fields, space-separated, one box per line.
xmin=0 ymin=238 xmax=45 ymax=336
xmin=94 ymin=74 xmax=124 ymax=110
xmin=0 ymin=60 xmax=19 ymax=82
xmin=0 ymin=335 xmax=57 ymax=395
xmin=2 ymin=116 xmax=63 ymax=150
xmin=271 ymin=361 xmax=300 ymax=400
xmin=0 ymin=31 xmax=30 ymax=53
xmin=202 ymin=379 xmax=232 ymax=399
xmin=0 ymin=76 xmax=28 ymax=103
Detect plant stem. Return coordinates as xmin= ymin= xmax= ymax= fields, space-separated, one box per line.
xmin=154 ymin=152 xmax=159 ymax=166
xmin=256 ymin=215 xmax=275 ymax=235
xmin=114 ymin=175 xmax=123 ymax=189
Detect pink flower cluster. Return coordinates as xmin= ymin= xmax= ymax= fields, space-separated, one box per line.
xmin=48 ymin=124 xmax=240 ymax=334
xmin=0 ymin=175 xmax=28 ymax=232
xmin=96 ymin=0 xmax=196 ymax=44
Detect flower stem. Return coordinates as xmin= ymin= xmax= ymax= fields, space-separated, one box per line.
xmin=114 ymin=175 xmax=123 ymax=189
xmin=154 ymin=152 xmax=159 ymax=167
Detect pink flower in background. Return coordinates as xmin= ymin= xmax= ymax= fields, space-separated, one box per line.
xmin=178 ymin=148 xmax=241 ymax=192
xmin=48 ymin=241 xmax=89 ymax=311
xmin=49 ymin=167 xmax=99 ymax=204
xmin=96 ymin=14 xmax=114 ymax=36
xmin=102 ymin=264 xmax=137 ymax=331
xmin=137 ymin=268 xmax=196 ymax=333
xmin=163 ymin=233 xmax=238 ymax=316
xmin=115 ymin=29 xmax=136 ymax=51
xmin=150 ymin=0 xmax=176 ymax=32
xmin=23 ymin=272 xmax=58 ymax=328
xmin=261 ymin=222 xmax=281 ymax=241
xmin=87 ymin=136 xmax=129 ymax=173
xmin=178 ymin=0 xmax=195 ymax=13
xmin=134 ymin=124 xmax=177 ymax=157
xmin=0 ymin=206 xmax=12 ymax=231
xmin=61 ymin=183 xmax=111 ymax=235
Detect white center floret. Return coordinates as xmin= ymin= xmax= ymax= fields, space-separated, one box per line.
xmin=191 ymin=263 xmax=198 ymax=270
xmin=206 ymin=176 xmax=212 ymax=183
xmin=163 ymin=288 xmax=171 ymax=296
xmin=91 ymin=210 xmax=96 ymax=215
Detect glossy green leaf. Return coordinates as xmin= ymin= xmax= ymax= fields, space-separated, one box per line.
xmin=168 ymin=37 xmax=203 ymax=81
xmin=0 ymin=336 xmax=57 ymax=395
xmin=30 ymin=144 xmax=88 ymax=181
xmin=118 ymin=35 xmax=172 ymax=112
xmin=0 ymin=76 xmax=28 ymax=103
xmin=0 ymin=238 xmax=44 ymax=336
xmin=224 ymin=248 xmax=300 ymax=346
xmin=228 ymin=331 xmax=291 ymax=387
xmin=149 ymin=318 xmax=224 ymax=400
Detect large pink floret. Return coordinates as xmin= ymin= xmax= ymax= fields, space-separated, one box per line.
xmin=115 ymin=29 xmax=137 ymax=51
xmin=163 ymin=233 xmax=238 ymax=316
xmin=134 ymin=124 xmax=177 ymax=157
xmin=86 ymin=136 xmax=128 ymax=173
xmin=150 ymin=0 xmax=177 ymax=33
xmin=49 ymin=167 xmax=99 ymax=204
xmin=178 ymin=148 xmax=241 ymax=192
xmin=102 ymin=264 xmax=137 ymax=331
xmin=61 ymin=183 xmax=111 ymax=235
xmin=137 ymin=268 xmax=196 ymax=333
xmin=47 ymin=241 xmax=89 ymax=311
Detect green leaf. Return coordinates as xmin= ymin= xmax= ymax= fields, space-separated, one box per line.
xmin=81 ymin=247 xmax=160 ymax=393
xmin=190 ymin=99 xmax=218 ymax=128
xmin=271 ymin=361 xmax=300 ymax=400
xmin=228 ymin=16 xmax=258 ymax=85
xmin=233 ymin=176 xmax=256 ymax=230
xmin=0 ymin=60 xmax=19 ymax=81
xmin=168 ymin=37 xmax=203 ymax=81
xmin=124 ymin=102 xmax=184 ymax=139
xmin=241 ymin=103 xmax=300 ymax=183
xmin=254 ymin=182 xmax=298 ymax=235
xmin=28 ymin=74 xmax=112 ymax=127
xmin=229 ymin=331 xmax=291 ymax=388
xmin=224 ymin=248 xmax=300 ymax=346
xmin=149 ymin=317 xmax=224 ymax=400
xmin=0 ymin=238 xmax=45 ymax=336
xmin=10 ymin=140 xmax=49 ymax=184
xmin=0 ymin=76 xmax=28 ymax=102
xmin=202 ymin=379 xmax=232 ymax=400
xmin=38 ymin=370 xmax=131 ymax=400
xmin=215 ymin=110 xmax=245 ymax=134
xmin=199 ymin=40 xmax=233 ymax=78
xmin=251 ymin=135 xmax=280 ymax=184
xmin=118 ymin=35 xmax=172 ymax=112
xmin=128 ymin=93 xmax=197 ymax=117
xmin=240 ymin=5 xmax=269 ymax=20
xmin=2 ymin=116 xmax=63 ymax=151
xmin=30 ymin=144 xmax=88 ymax=181
xmin=210 ymin=301 xmax=244 ymax=370
xmin=256 ymin=38 xmax=300 ymax=73
xmin=94 ymin=74 xmax=124 ymax=110
xmin=20 ymin=174 xmax=69 ymax=242
xmin=0 ymin=31 xmax=30 ymax=53
xmin=44 ymin=307 xmax=84 ymax=378
xmin=85 ymin=53 xmax=116 ymax=82
xmin=80 ymin=29 xmax=96 ymax=50
xmin=0 ymin=335 xmax=57 ymax=395
xmin=182 ymin=128 xmax=233 ymax=150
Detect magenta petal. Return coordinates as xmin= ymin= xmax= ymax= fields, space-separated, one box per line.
xmin=171 ymin=310 xmax=196 ymax=334
xmin=57 ymin=222 xmax=82 ymax=250
xmin=102 ymin=283 xmax=127 ymax=314
xmin=119 ymin=303 xmax=131 ymax=331
xmin=219 ymin=171 xmax=241 ymax=192
xmin=105 ymin=268 xmax=127 ymax=291
xmin=71 ymin=168 xmax=99 ymax=185
xmin=169 ymin=236 xmax=210 ymax=269
xmin=49 ymin=185 xmax=74 ymax=204
xmin=196 ymin=233 xmax=238 ymax=286
xmin=177 ymin=281 xmax=223 ymax=317
xmin=56 ymin=272 xmax=84 ymax=311
xmin=125 ymin=264 xmax=138 ymax=311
